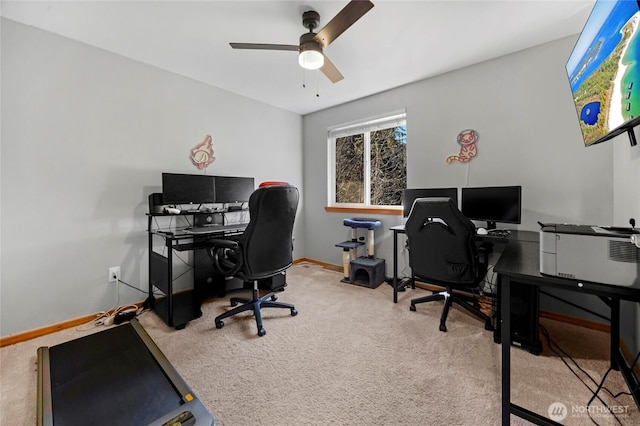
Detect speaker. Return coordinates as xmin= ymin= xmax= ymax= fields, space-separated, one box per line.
xmin=257 ymin=272 xmax=287 ymax=291
xmin=149 ymin=193 xmax=164 ymax=213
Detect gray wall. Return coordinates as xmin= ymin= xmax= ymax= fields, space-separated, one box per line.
xmin=302 ymin=35 xmax=614 ymax=270
xmin=613 ymin=126 xmax=640 ymax=354
xmin=0 ymin=19 xmax=304 ymax=336
xmin=302 ymin=36 xmax=638 ymax=350
xmin=1 ymin=18 xmax=637 ymax=352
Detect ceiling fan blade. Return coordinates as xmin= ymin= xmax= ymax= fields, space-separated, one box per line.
xmin=314 ymin=0 xmax=374 ymax=47
xmin=230 ymin=43 xmax=299 ymax=52
xmin=320 ymin=55 xmax=344 ymax=83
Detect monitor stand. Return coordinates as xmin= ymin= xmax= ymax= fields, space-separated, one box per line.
xmin=628 ymin=128 xmax=637 ymax=147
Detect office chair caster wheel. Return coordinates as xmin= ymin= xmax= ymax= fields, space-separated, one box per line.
xmin=230 ymin=301 xmax=238 ymax=307
xmin=270 ymin=294 xmax=278 ymax=301
xmin=215 ymin=320 xmax=224 ymax=329
xmin=484 ymin=320 xmax=494 ymax=331
xmin=291 ymin=308 xmax=298 ymax=316
xmin=258 ymin=328 xmax=266 ymax=337
xmin=410 ymin=304 xmax=416 ymax=312
xmin=439 ymin=324 xmax=447 ymax=332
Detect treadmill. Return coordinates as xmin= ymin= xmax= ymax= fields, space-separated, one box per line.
xmin=37 ymin=318 xmax=216 ymax=426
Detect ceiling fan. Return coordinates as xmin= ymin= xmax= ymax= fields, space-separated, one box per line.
xmin=229 ymin=1 xmax=374 ymax=83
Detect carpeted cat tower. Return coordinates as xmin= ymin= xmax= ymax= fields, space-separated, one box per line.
xmin=335 ymin=218 xmax=386 ymax=288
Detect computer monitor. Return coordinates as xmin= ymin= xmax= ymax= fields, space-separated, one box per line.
xmin=461 ymin=186 xmax=522 ymax=229
xmin=403 ymin=188 xmax=458 ymax=217
xmin=161 ymin=173 xmax=216 ymax=205
xmin=214 ymin=176 xmax=255 ymax=203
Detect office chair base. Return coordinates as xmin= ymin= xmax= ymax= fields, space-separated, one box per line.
xmin=214 ymin=288 xmax=297 ymax=337
xmin=410 ymin=289 xmax=493 ymax=333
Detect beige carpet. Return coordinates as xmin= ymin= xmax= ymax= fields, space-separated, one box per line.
xmin=1 ymin=262 xmax=638 ymax=425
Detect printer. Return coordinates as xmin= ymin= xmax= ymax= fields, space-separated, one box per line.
xmin=540 ymin=224 xmax=640 ymax=287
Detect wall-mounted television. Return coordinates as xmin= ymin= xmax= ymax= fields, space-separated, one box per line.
xmin=566 ymin=0 xmax=640 ymax=147
xmin=461 ymin=186 xmax=522 ymax=229
xmin=403 ymin=188 xmax=458 ymax=217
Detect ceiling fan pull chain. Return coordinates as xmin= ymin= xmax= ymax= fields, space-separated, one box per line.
xmin=302 ymin=68 xmax=306 ymax=89
xmin=316 ymin=70 xmax=320 ymax=97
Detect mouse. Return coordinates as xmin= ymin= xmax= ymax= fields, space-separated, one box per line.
xmin=476 ymin=227 xmax=488 ymax=235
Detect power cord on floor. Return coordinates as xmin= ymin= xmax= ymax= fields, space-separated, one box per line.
xmin=76 ymin=304 xmax=146 ymax=331
xmin=481 ymin=264 xmax=497 ymax=295
xmin=95 ymin=304 xmax=141 ymax=327
xmin=75 ymin=275 xmax=155 ymax=332
xmin=539 ymin=324 xmax=640 ymax=425
xmin=588 ymin=351 xmax=640 ymax=404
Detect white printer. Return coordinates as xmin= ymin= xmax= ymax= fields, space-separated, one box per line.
xmin=540 ymin=224 xmax=640 ymax=287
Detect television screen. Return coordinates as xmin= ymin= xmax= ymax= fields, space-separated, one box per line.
xmin=566 ymin=0 xmax=640 ymax=146
xmin=461 ymin=186 xmax=522 ymax=229
xmin=403 ymin=188 xmax=458 ymax=217
xmin=161 ymin=173 xmax=216 ymax=205
xmin=214 ymin=176 xmax=255 ymax=203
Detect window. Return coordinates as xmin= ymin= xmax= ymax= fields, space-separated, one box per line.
xmin=328 ymin=111 xmax=407 ymax=207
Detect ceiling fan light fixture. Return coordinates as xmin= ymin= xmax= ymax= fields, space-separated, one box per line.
xmin=299 ymin=49 xmax=324 ymax=70
xmin=299 ymin=33 xmax=324 ymax=70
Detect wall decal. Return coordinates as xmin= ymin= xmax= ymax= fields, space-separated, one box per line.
xmin=190 ymin=134 xmax=216 ymax=170
xmin=446 ymin=129 xmax=478 ymax=164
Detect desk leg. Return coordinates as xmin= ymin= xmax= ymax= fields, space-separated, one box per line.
xmin=166 ymin=241 xmax=174 ymax=328
xmin=501 ymin=275 xmax=511 ymax=426
xmin=611 ymin=297 xmax=620 ymax=371
xmin=147 ymin=218 xmax=154 ymax=307
xmin=393 ymin=230 xmax=399 ymax=303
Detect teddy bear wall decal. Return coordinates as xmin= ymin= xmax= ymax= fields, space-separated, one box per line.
xmin=446 ymin=129 xmax=478 ymax=164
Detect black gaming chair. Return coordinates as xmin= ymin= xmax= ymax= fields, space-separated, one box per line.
xmin=405 ymin=197 xmax=493 ymax=332
xmin=207 ymin=185 xmax=299 ymax=336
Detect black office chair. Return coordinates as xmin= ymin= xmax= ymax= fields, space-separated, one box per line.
xmin=207 ymin=184 xmax=299 ymax=336
xmin=405 ymin=197 xmax=493 ymax=332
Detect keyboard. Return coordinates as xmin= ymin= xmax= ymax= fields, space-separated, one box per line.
xmin=486 ymin=229 xmax=510 ymax=239
xmin=185 ymin=224 xmax=247 ymax=235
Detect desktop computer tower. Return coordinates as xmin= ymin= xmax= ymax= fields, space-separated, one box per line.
xmin=193 ymin=249 xmax=287 ymax=303
xmin=494 ymin=281 xmax=542 ymax=355
xmin=193 ymin=249 xmax=241 ymax=300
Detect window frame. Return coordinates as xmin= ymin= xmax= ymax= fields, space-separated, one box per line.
xmin=327 ymin=110 xmax=407 ymax=208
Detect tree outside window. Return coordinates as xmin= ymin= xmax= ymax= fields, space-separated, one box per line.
xmin=330 ymin=112 xmax=406 ymax=207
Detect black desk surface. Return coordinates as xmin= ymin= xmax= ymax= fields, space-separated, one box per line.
xmin=495 ymin=239 xmax=640 ymax=301
xmin=391 ymin=225 xmax=538 ymax=244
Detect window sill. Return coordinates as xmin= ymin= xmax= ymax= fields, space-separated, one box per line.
xmin=324 ymin=206 xmax=402 ymax=216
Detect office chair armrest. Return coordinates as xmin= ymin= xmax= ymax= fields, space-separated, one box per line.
xmin=207 ymin=239 xmax=243 ymax=277
xmin=206 ymin=238 xmax=238 ymax=250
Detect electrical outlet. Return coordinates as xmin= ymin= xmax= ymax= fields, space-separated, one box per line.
xmin=108 ymin=266 xmax=121 ymax=283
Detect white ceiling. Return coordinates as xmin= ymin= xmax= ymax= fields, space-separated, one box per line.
xmin=1 ymin=0 xmax=595 ymax=115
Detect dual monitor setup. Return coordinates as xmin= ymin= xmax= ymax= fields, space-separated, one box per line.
xmin=403 ymin=186 xmax=522 ymax=230
xmin=161 ymin=173 xmax=255 ymax=210
xmin=162 ymin=173 xmax=520 ymax=230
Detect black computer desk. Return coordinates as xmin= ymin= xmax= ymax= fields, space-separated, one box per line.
xmin=146 ymin=215 xmax=247 ymax=329
xmin=496 ymin=239 xmax=640 ymax=425
xmin=389 ymin=224 xmax=537 ymax=303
